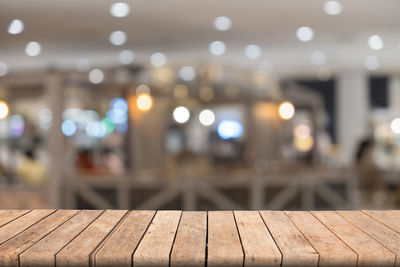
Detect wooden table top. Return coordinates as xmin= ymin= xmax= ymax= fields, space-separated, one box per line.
xmin=0 ymin=210 xmax=399 ymax=266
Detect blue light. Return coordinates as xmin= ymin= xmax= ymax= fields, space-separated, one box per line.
xmin=110 ymin=98 xmax=128 ymax=113
xmin=115 ymin=122 xmax=128 ymax=133
xmin=217 ymin=120 xmax=243 ymax=139
xmin=106 ymin=109 xmax=127 ymax=124
xmin=62 ymin=119 xmax=77 ymax=137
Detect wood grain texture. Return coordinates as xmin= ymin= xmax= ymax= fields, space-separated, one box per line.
xmin=133 ymin=210 xmax=182 ymax=267
xmin=56 ymin=210 xmax=127 ymax=267
xmin=0 ymin=209 xmax=77 ymax=267
xmin=94 ymin=210 xmax=155 ymax=267
xmin=20 ymin=210 xmax=103 ymax=267
xmin=313 ymin=211 xmax=396 ymax=266
xmin=170 ymin=211 xmax=207 ymax=267
xmin=234 ymin=211 xmax=281 ymax=267
xmin=285 ymin=211 xmax=357 ymax=267
xmin=260 ymin=211 xmax=319 ymax=267
xmin=0 ymin=209 xmax=54 ymax=245
xmin=0 ymin=210 xmax=30 ymax=228
xmin=339 ymin=210 xmax=400 ymax=266
xmin=363 ymin=210 xmax=400 ymax=233
xmin=207 ymin=211 xmax=244 ymax=267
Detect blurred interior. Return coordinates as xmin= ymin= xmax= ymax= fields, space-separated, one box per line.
xmin=1 ymin=0 xmax=400 ymax=210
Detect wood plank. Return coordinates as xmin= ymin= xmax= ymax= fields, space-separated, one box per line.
xmin=0 ymin=209 xmax=78 ymax=267
xmin=94 ymin=210 xmax=155 ymax=267
xmin=56 ymin=210 xmax=127 ymax=267
xmin=170 ymin=211 xmax=207 ymax=267
xmin=339 ymin=210 xmax=400 ymax=266
xmin=0 ymin=209 xmax=54 ymax=245
xmin=20 ymin=210 xmax=103 ymax=267
xmin=133 ymin=210 xmax=182 ymax=267
xmin=363 ymin=210 xmax=400 ymax=233
xmin=312 ymin=211 xmax=396 ymax=266
xmin=0 ymin=210 xmax=30 ymax=228
xmin=285 ymin=211 xmax=357 ymax=266
xmin=259 ymin=211 xmax=319 ymax=266
xmin=207 ymin=211 xmax=243 ymax=267
xmin=234 ymin=211 xmax=281 ymax=266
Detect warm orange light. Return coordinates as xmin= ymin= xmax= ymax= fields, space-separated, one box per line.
xmin=136 ymin=93 xmax=153 ymax=111
xmin=0 ymin=101 xmax=9 ymax=119
xmin=294 ymin=136 xmax=314 ymax=152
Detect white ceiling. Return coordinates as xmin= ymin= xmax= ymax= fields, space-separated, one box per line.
xmin=1 ymin=0 xmax=400 ymax=77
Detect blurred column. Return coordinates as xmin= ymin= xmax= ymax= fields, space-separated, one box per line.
xmin=389 ymin=76 xmax=400 ymax=112
xmin=47 ymin=73 xmax=64 ymax=208
xmin=337 ymin=70 xmax=369 ymax=165
xmin=129 ymin=96 xmax=168 ymax=172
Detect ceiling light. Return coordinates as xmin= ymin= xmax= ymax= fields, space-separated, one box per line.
xmin=179 ymin=66 xmax=196 ymax=82
xmin=109 ymin=31 xmax=127 ymax=46
xmin=25 ymin=42 xmax=41 ymax=56
xmin=110 ymin=2 xmax=130 ymax=18
xmin=119 ymin=50 xmax=135 ymax=65
xmin=368 ymin=35 xmax=384 ymax=50
xmin=323 ymin=1 xmax=343 ymax=15
xmin=245 ymin=44 xmax=261 ymax=59
xmin=296 ymin=27 xmax=314 ymax=42
xmin=209 ymin=41 xmax=226 ymax=56
xmin=364 ymin=56 xmax=379 ymax=70
xmin=150 ymin=52 xmax=166 ymax=67
xmin=213 ymin=16 xmax=231 ymax=31
xmin=8 ymin=19 xmax=24 ymax=35
xmin=310 ymin=51 xmax=326 ymax=66
xmin=88 ymin=69 xmax=104 ymax=84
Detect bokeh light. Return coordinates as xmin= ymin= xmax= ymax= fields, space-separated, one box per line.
xmin=89 ymin=69 xmax=104 ymax=84
xmin=119 ymin=50 xmax=135 ymax=65
xmin=296 ymin=27 xmax=314 ymax=42
xmin=173 ymin=106 xmax=190 ymax=124
xmin=368 ymin=35 xmax=384 ymax=50
xmin=323 ymin=1 xmax=343 ymax=15
xmin=245 ymin=44 xmax=261 ymax=59
xmin=25 ymin=42 xmax=41 ymax=57
xmin=179 ymin=66 xmax=196 ymax=82
xmin=61 ymin=119 xmax=77 ymax=137
xmin=9 ymin=115 xmax=25 ymax=137
xmin=217 ymin=120 xmax=243 ymax=139
xmin=0 ymin=101 xmax=9 ymax=119
xmin=279 ymin=101 xmax=295 ymax=120
xmin=109 ymin=31 xmax=127 ymax=46
xmin=294 ymin=136 xmax=314 ymax=152
xmin=199 ymin=109 xmax=215 ymax=126
xmin=8 ymin=19 xmax=24 ymax=35
xmin=150 ymin=52 xmax=167 ymax=67
xmin=209 ymin=41 xmax=226 ymax=56
xmin=136 ymin=93 xmax=153 ymax=111
xmin=213 ymin=16 xmax=231 ymax=31
xmin=110 ymin=2 xmax=130 ymax=18
xmin=391 ymin=118 xmax=400 ymax=134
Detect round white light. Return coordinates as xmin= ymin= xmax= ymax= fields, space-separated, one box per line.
xmin=368 ymin=35 xmax=384 ymax=50
xmin=213 ymin=16 xmax=231 ymax=31
xmin=88 ymin=69 xmax=104 ymax=84
xmin=279 ymin=101 xmax=295 ymax=120
xmin=245 ymin=44 xmax=261 ymax=59
xmin=311 ymin=51 xmax=326 ymax=66
xmin=217 ymin=120 xmax=243 ymax=139
xmin=179 ymin=66 xmax=196 ymax=82
xmin=150 ymin=52 xmax=166 ymax=67
xmin=8 ymin=19 xmax=24 ymax=35
xmin=25 ymin=42 xmax=41 ymax=57
xmin=0 ymin=62 xmax=8 ymax=77
xmin=323 ymin=1 xmax=343 ymax=15
xmin=119 ymin=50 xmax=135 ymax=65
xmin=109 ymin=31 xmax=127 ymax=46
xmin=110 ymin=2 xmax=130 ymax=18
xmin=199 ymin=109 xmax=215 ymax=126
xmin=209 ymin=41 xmax=226 ymax=56
xmin=296 ymin=27 xmax=314 ymax=42
xmin=364 ymin=56 xmax=379 ymax=70
xmin=391 ymin=118 xmax=400 ymax=134
xmin=173 ymin=106 xmax=190 ymax=124
xmin=76 ymin=59 xmax=90 ymax=72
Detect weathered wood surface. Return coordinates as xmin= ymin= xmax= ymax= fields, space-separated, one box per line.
xmin=0 ymin=209 xmax=399 ymax=266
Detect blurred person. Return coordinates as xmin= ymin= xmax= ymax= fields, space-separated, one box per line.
xmin=16 ymin=149 xmax=46 ymax=185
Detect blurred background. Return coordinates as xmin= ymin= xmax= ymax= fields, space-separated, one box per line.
xmin=0 ymin=0 xmax=399 ymax=211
